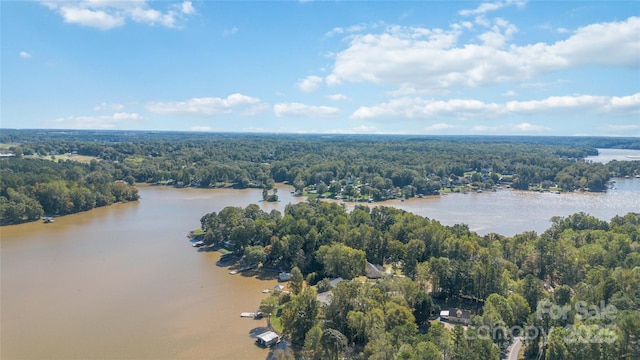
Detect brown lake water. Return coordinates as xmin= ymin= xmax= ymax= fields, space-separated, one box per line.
xmin=2 ymin=178 xmax=639 ymax=359
xmin=1 ymin=185 xmax=305 ymax=360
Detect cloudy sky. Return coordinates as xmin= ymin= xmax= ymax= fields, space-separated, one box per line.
xmin=2 ymin=1 xmax=639 ymax=136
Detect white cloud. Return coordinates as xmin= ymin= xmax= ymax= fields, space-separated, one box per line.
xmin=477 ymin=18 xmax=518 ymax=48
xmin=471 ymin=123 xmax=551 ymax=133
xmin=274 ymin=103 xmax=340 ymax=118
xmin=328 ymin=17 xmax=640 ymax=93
xmin=423 ymin=123 xmax=462 ymax=132
xmin=608 ymin=93 xmax=640 ymax=109
xmin=19 ymin=51 xmax=32 ymax=58
xmin=325 ymin=23 xmax=370 ymax=38
xmin=181 ymin=1 xmax=195 ymax=15
xmin=327 ymin=93 xmax=351 ymax=101
xmin=41 ymin=1 xmax=195 ymax=30
xmin=224 ymin=27 xmax=238 ymax=36
xmin=325 ymin=26 xmax=344 ymax=37
xmin=502 ymin=90 xmax=518 ymax=97
xmin=352 ymin=97 xmax=500 ymax=120
xmin=50 ymin=112 xmax=143 ymax=129
xmin=513 ymin=122 xmax=549 ymax=132
xmin=147 ymin=94 xmax=263 ymax=116
xmin=458 ymin=0 xmax=526 ymax=17
xmin=189 ymin=126 xmax=213 ymax=132
xmin=324 ymin=125 xmax=383 ymax=134
xmin=94 ymin=102 xmax=124 ymax=111
xmin=296 ymin=75 xmax=323 ymax=92
xmin=57 ymin=6 xmax=125 ymax=30
xmin=351 ymin=93 xmax=640 ymax=120
xmin=550 ymin=17 xmax=640 ymax=67
xmin=129 ymin=7 xmax=177 ymax=28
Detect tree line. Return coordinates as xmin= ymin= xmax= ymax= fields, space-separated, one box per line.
xmin=2 ymin=130 xmax=639 ymax=204
xmin=0 ymin=158 xmax=139 ymax=224
xmin=198 ymin=203 xmax=639 ymax=359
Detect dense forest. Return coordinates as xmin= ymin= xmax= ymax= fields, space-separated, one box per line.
xmin=2 ymin=130 xmax=639 ymax=225
xmin=0 ymin=157 xmax=139 ymax=224
xmin=1 ymin=129 xmax=638 ymax=358
xmin=198 ymin=203 xmax=640 ymax=360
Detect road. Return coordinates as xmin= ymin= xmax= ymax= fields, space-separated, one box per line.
xmin=507 ymin=337 xmax=523 ymax=360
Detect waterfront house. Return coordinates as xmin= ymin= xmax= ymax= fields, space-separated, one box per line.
xmin=256 ymin=331 xmax=280 ymax=347
xmin=278 ymin=272 xmax=291 ymax=282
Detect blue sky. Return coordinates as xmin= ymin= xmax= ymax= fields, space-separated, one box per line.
xmin=2 ymin=0 xmax=639 ymax=136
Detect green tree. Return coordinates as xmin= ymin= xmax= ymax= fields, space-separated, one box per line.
xmin=413 ymin=291 xmax=434 ymax=326
xmin=321 ymin=329 xmax=347 ymax=360
xmin=289 ymin=266 xmax=304 ymax=295
xmin=317 ymin=243 xmax=366 ymax=280
xmin=403 ymin=239 xmax=426 ymax=278
xmin=302 ymin=325 xmax=324 ymax=360
xmin=507 ymin=292 xmax=531 ymax=326
xmin=281 ymin=286 xmax=318 ymax=344
xmin=243 ymin=245 xmax=266 ymax=266
xmin=258 ymin=294 xmax=279 ymax=327
xmin=271 ymin=348 xmax=295 ymax=360
xmin=545 ymin=327 xmax=570 ymax=360
xmin=414 ymin=341 xmax=442 ymax=360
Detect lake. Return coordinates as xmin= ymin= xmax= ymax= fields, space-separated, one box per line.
xmin=2 ymin=178 xmax=639 ymax=359
xmin=378 ymin=177 xmax=640 ymax=236
xmin=586 ymin=148 xmax=640 ymax=164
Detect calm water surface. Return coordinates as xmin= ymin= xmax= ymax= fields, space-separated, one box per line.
xmin=1 ymin=185 xmax=305 ymax=360
xmin=586 ymin=148 xmax=640 ymax=164
xmin=385 ymin=178 xmax=640 ymax=236
xmin=2 ymin=179 xmax=639 ymax=359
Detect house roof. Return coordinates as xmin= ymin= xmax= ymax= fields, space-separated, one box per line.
xmin=448 ymin=308 xmax=471 ymax=319
xmin=316 ymin=291 xmax=333 ymax=305
xmin=366 ymin=263 xmax=384 ymax=279
xmin=257 ymin=331 xmax=279 ymax=343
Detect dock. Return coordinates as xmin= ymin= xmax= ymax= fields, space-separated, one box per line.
xmin=229 ymin=264 xmax=257 ymax=275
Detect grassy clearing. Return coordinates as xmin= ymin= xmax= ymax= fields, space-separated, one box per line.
xmin=192 ymin=228 xmax=205 ymax=236
xmin=24 ymin=153 xmax=98 ymax=163
xmin=0 ymin=143 xmax=20 ymax=151
xmin=124 ymin=156 xmax=146 ymax=165
xmin=270 ymin=311 xmax=284 ymax=333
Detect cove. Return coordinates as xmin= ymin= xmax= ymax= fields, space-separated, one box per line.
xmin=2 ymin=179 xmax=639 ymax=359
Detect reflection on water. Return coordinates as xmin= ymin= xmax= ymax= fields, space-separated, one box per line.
xmin=586 ymin=148 xmax=640 ymax=164
xmin=2 ymin=180 xmax=639 ymax=359
xmin=392 ymin=178 xmax=640 ymax=236
xmin=334 ymin=178 xmax=640 ymax=236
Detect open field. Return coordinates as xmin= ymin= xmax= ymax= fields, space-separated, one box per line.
xmin=24 ymin=153 xmax=98 ymax=163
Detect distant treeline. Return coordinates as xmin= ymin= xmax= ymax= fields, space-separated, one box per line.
xmin=199 ymin=201 xmax=640 ymax=359
xmin=1 ymin=130 xmax=639 ymax=224
xmin=0 ymin=158 xmax=139 ymax=225
xmin=2 ymin=130 xmax=639 ymax=197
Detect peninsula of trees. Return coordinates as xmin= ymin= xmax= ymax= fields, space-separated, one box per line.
xmin=199 ymin=202 xmax=639 ymax=360
xmin=0 ymin=157 xmax=139 ymax=224
xmin=1 ymin=130 xmax=639 ymax=225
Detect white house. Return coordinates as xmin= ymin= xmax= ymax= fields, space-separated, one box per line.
xmin=256 ymin=331 xmax=280 ymax=347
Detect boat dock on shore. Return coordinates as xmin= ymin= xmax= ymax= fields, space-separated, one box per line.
xmin=229 ymin=264 xmax=257 ymax=275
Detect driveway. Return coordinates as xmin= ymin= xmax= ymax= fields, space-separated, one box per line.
xmin=506 ymin=336 xmax=523 ymax=360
